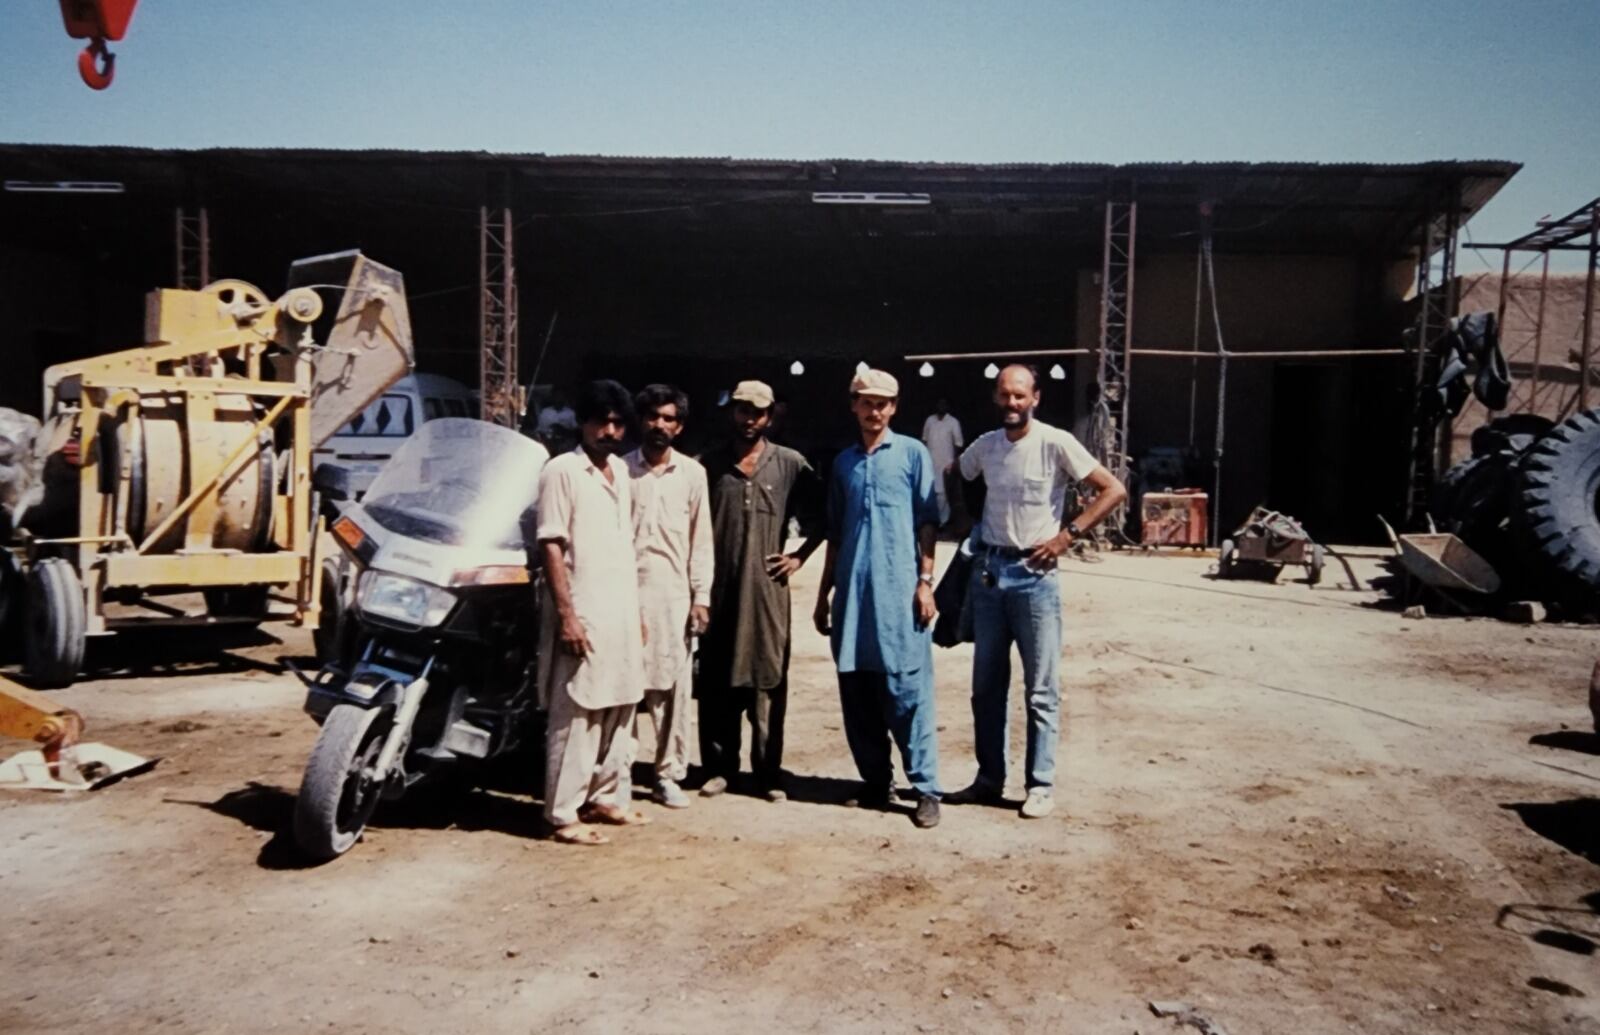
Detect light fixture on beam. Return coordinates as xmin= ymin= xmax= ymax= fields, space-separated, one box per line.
xmin=983 ymin=363 xmax=1000 ymax=379
xmin=918 ymin=362 xmax=934 ymax=378
xmin=4 ymin=180 xmax=124 ymax=194
xmin=789 ymin=360 xmax=805 ymax=376
xmin=811 ymin=192 xmax=932 ymax=206
xmin=1049 ymin=364 xmax=1067 ymax=380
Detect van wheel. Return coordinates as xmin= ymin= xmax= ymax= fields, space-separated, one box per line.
xmin=312 ymin=559 xmax=349 ymax=666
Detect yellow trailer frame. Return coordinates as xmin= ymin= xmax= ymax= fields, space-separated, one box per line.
xmin=18 ymin=252 xmax=413 ymax=684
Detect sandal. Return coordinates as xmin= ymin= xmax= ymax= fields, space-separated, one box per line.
xmin=551 ymin=823 xmax=610 ymax=846
xmin=580 ymin=803 xmax=652 ymax=826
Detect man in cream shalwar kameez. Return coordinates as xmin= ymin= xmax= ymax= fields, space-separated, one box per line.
xmin=624 ymin=384 xmax=713 ymax=809
xmin=537 ymin=380 xmax=646 ymax=845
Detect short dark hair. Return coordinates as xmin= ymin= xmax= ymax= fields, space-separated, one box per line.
xmin=575 ymin=379 xmax=634 ymax=425
xmin=636 ymin=383 xmax=689 ymax=421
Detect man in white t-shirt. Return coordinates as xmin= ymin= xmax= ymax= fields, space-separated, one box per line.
xmin=947 ymin=365 xmax=1126 ymax=819
xmin=921 ymin=399 xmax=963 ymax=526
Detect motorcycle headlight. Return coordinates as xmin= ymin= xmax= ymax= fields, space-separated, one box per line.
xmin=356 ymin=571 xmax=457 ymax=628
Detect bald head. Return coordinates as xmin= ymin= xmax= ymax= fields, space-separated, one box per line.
xmin=994 ymin=364 xmax=1040 ymax=432
xmin=997 ymin=364 xmax=1037 ymax=393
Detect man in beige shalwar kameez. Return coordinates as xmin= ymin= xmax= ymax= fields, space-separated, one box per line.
xmin=623 ymin=384 xmax=714 ymax=809
xmin=537 ymin=380 xmax=647 ymax=846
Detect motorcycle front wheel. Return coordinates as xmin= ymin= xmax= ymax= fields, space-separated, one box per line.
xmin=293 ymin=703 xmax=392 ymax=862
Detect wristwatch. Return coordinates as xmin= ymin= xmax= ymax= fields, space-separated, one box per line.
xmin=1065 ymin=522 xmax=1084 ymax=539
xmin=918 ymin=573 xmax=935 ymax=586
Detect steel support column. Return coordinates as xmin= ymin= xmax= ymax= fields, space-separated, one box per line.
xmin=478 ymin=195 xmax=519 ymax=428
xmin=174 ymin=206 xmax=209 ymax=289
xmin=1094 ymin=192 xmax=1136 ymax=489
xmin=1581 ymin=206 xmax=1598 ymax=412
xmin=1403 ymin=183 xmax=1460 ymax=525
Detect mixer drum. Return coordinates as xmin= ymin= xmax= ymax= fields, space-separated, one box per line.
xmin=123 ymin=393 xmax=275 ymax=554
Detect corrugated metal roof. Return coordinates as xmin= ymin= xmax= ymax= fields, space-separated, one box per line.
xmin=0 ymin=143 xmax=1521 ymax=259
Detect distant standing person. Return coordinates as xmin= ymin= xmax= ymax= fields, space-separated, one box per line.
xmin=1070 ymin=381 xmax=1101 ymax=455
xmin=921 ymin=398 xmax=963 ymax=527
xmin=624 ymin=384 xmax=713 ymax=810
xmin=948 ymin=365 xmax=1126 ymax=819
xmin=534 ymin=389 xmax=578 ymax=453
xmin=814 ymin=369 xmax=943 ymax=828
xmin=536 ymin=380 xmax=648 ymax=845
xmin=697 ymin=380 xmax=824 ymax=802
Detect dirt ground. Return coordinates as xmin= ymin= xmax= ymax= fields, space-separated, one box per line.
xmin=2 ymin=548 xmax=1598 ymax=1034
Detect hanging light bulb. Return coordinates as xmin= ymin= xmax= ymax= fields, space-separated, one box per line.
xmin=918 ymin=362 xmax=934 ymax=378
xmin=855 ymin=361 xmax=870 ymax=375
xmin=790 ymin=360 xmax=805 ymax=376
xmin=1049 ymin=363 xmax=1067 ymax=380
xmin=983 ymin=363 xmax=1000 ymax=379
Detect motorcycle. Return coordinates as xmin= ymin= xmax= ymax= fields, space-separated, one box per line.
xmin=294 ymin=417 xmax=547 ymax=861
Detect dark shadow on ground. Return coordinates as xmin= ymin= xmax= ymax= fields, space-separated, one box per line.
xmin=1531 ymin=731 xmax=1600 ymax=757
xmin=1497 ymin=891 xmax=1600 ymax=958
xmin=1495 ymin=799 xmax=1600 ymax=957
xmin=184 ymin=767 xmax=552 ymax=870
xmin=81 ymin=626 xmax=285 ymax=682
xmin=1503 ymin=798 xmax=1600 ymax=864
xmin=782 ymin=771 xmax=883 ymax=807
xmin=167 ymin=781 xmax=319 ymax=871
xmin=0 ymin=625 xmax=286 ymax=688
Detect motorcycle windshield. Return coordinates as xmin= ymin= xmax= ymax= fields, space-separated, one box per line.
xmin=360 ymin=418 xmax=547 ymax=551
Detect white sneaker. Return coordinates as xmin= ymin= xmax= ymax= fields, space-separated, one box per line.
xmin=1020 ymin=789 xmax=1055 ymax=819
xmin=653 ymin=779 xmax=691 ymax=809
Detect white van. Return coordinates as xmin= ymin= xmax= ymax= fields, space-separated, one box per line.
xmin=313 ymin=372 xmax=476 ymax=499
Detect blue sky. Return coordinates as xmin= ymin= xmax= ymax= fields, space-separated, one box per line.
xmin=2 ymin=1 xmax=1594 ymax=269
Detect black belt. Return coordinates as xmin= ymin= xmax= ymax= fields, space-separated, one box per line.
xmin=977 ymin=542 xmax=1034 ymax=559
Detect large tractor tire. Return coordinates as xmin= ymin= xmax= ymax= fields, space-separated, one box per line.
xmin=1516 ymin=408 xmax=1600 ymax=606
xmin=25 ymin=557 xmax=86 ymax=687
xmin=1471 ymin=413 xmax=1555 ymax=458
xmin=1432 ymin=453 xmax=1521 ymax=576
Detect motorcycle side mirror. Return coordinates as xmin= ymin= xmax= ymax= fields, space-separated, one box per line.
xmin=313 ymin=463 xmax=354 ymax=502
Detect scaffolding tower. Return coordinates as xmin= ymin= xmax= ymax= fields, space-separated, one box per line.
xmin=1480 ymin=196 xmax=1600 ymax=418
xmin=478 ymin=195 xmax=520 ymax=428
xmin=1403 ymin=184 xmax=1462 ymax=525
xmin=1094 ymin=194 xmax=1137 ymax=490
xmin=174 ymin=206 xmax=209 ymax=290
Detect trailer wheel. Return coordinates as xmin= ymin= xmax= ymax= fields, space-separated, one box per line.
xmin=0 ymin=550 xmax=23 ymax=637
xmin=1307 ymin=543 xmax=1325 ymax=586
xmin=25 ymin=557 xmax=86 ymax=687
xmin=1218 ymin=539 xmax=1236 ymax=578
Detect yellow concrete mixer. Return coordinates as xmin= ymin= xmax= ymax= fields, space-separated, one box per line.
xmin=9 ymin=251 xmax=414 ymax=686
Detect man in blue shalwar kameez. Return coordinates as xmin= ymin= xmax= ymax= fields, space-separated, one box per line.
xmin=812 ymin=368 xmax=943 ymax=829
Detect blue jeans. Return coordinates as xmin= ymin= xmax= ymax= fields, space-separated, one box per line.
xmin=837 ymin=669 xmax=941 ymax=797
xmin=968 ymin=554 xmax=1061 ymax=792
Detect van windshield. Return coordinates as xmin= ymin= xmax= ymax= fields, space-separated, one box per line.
xmin=337 ymin=394 xmax=415 ymax=438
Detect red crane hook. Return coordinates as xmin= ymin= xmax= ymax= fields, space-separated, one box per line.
xmin=77 ymin=37 xmax=115 ymax=90
xmin=59 ymin=0 xmax=139 ymax=90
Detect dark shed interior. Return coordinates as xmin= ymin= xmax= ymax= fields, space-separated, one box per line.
xmin=0 ymin=146 xmax=1518 ymax=539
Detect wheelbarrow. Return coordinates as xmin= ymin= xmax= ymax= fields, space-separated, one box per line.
xmin=1376 ymin=516 xmax=1501 ymax=614
xmin=1218 ymin=507 xmax=1325 ymax=584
